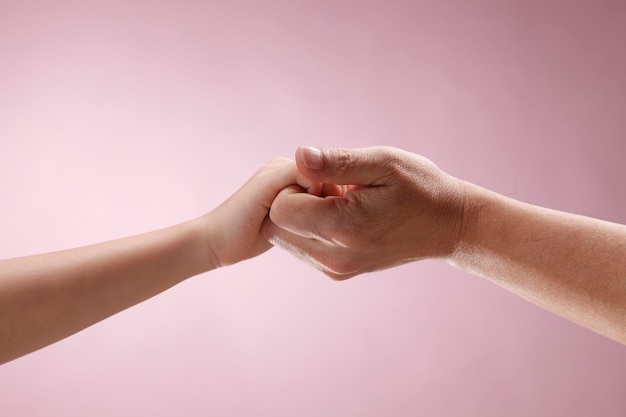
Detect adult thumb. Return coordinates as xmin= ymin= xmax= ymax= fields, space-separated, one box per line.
xmin=295 ymin=146 xmax=394 ymax=186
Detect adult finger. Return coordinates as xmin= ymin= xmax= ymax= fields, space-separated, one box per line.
xmin=295 ymin=146 xmax=399 ymax=187
xmin=269 ymin=185 xmax=347 ymax=243
xmin=261 ymin=218 xmax=355 ymax=280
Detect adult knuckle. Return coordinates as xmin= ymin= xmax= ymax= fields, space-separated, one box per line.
xmin=377 ymin=147 xmax=405 ymax=174
xmin=329 ymin=148 xmax=355 ymax=178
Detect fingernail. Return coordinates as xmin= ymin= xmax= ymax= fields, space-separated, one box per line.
xmin=301 ymin=146 xmax=323 ymax=170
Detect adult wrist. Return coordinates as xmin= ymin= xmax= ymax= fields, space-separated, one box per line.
xmin=445 ymin=180 xmax=485 ymax=265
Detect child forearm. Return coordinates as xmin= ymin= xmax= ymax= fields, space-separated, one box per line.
xmin=0 ymin=217 xmax=213 ymax=364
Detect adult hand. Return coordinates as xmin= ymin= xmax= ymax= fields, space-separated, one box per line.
xmin=205 ymin=157 xmax=321 ymax=267
xmin=263 ymin=146 xmax=466 ymax=279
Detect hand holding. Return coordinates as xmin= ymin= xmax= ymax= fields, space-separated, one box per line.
xmin=263 ymin=146 xmax=466 ymax=279
xmin=203 ymin=157 xmax=321 ymax=267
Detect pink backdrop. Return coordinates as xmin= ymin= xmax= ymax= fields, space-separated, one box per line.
xmin=1 ymin=0 xmax=625 ymax=415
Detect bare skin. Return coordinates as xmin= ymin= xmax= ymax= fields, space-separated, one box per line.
xmin=263 ymin=146 xmax=626 ymax=344
xmin=3 ymin=146 xmax=624 ymax=364
xmin=0 ymin=158 xmax=320 ymax=364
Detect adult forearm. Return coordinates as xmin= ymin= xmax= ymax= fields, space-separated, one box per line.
xmin=0 ymin=217 xmax=213 ymax=364
xmin=450 ymin=181 xmax=626 ymax=344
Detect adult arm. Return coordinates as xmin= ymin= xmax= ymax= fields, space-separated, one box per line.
xmin=263 ymin=146 xmax=626 ymax=344
xmin=0 ymin=158 xmax=319 ymax=364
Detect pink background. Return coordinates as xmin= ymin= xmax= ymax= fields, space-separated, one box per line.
xmin=1 ymin=0 xmax=626 ymax=415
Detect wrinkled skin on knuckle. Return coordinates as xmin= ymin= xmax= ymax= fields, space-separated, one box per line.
xmin=328 ymin=148 xmax=356 ymax=179
xmin=368 ymin=147 xmax=415 ymax=187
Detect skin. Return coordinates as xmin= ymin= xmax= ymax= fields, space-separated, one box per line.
xmin=0 ymin=157 xmax=320 ymax=364
xmin=3 ymin=146 xmax=624 ymax=364
xmin=264 ymin=146 xmax=626 ymax=344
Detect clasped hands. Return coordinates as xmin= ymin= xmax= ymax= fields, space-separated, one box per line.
xmin=4 ymin=144 xmax=624 ymax=365
xmin=4 ymin=145 xmax=624 ymax=366
xmin=207 ymin=145 xmax=466 ymax=280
